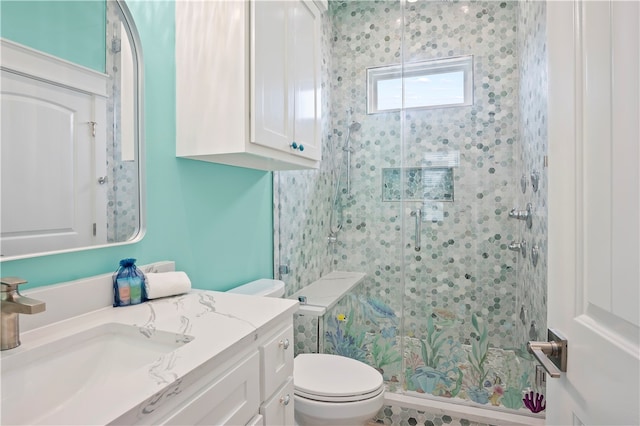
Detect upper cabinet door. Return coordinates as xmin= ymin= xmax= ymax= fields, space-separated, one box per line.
xmin=252 ymin=0 xmax=321 ymax=162
xmin=290 ymin=0 xmax=322 ymax=162
xmin=252 ymin=1 xmax=293 ymax=154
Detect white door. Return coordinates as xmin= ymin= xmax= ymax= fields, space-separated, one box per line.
xmin=547 ymin=1 xmax=640 ymax=425
xmin=1 ymin=70 xmax=97 ymax=257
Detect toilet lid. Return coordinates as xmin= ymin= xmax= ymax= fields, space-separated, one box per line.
xmin=294 ymin=354 xmax=384 ymax=401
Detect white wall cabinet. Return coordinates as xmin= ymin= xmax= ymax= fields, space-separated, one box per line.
xmin=176 ymin=0 xmax=322 ymax=171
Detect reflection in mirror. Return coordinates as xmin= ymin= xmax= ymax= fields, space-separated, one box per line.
xmin=0 ymin=0 xmax=144 ymax=260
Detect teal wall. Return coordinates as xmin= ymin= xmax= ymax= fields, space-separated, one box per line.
xmin=0 ymin=1 xmax=107 ymax=72
xmin=0 ymin=0 xmax=274 ymax=292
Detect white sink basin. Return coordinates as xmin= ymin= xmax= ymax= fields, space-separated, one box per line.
xmin=1 ymin=322 xmax=193 ymax=425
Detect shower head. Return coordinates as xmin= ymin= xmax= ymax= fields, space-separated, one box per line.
xmin=344 ymin=121 xmax=361 ymax=150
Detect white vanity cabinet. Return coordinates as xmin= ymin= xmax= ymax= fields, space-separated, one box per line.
xmin=131 ymin=318 xmax=295 ymax=426
xmin=175 ymin=0 xmax=323 ymax=171
xmin=14 ymin=265 xmax=300 ymax=426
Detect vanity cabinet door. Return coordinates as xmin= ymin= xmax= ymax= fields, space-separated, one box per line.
xmin=161 ymin=351 xmax=260 ymax=426
xmin=260 ymin=378 xmax=295 ymax=426
xmin=260 ymin=324 xmax=294 ymax=398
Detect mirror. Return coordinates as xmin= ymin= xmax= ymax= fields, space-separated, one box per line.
xmin=0 ymin=0 xmax=145 ymax=261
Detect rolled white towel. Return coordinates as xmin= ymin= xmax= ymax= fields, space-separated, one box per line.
xmin=145 ymin=271 xmax=191 ymax=299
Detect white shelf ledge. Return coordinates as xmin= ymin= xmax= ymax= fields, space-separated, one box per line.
xmin=288 ymin=271 xmax=366 ymax=317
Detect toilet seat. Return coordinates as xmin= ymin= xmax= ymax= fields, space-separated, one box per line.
xmin=295 ymin=386 xmax=384 ymax=403
xmin=294 ymin=354 xmax=384 ymax=403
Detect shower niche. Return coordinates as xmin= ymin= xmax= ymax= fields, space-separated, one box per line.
xmin=382 ymin=167 xmax=455 ymax=202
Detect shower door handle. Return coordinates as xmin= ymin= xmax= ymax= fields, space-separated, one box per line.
xmin=411 ymin=209 xmax=422 ymax=252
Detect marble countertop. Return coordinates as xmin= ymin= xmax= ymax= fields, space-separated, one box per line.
xmin=2 ymin=290 xmax=299 ymax=425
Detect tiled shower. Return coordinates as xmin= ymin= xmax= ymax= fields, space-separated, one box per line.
xmin=275 ymin=0 xmax=547 ymax=420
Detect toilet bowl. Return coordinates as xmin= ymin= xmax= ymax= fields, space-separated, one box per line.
xmin=294 ymin=353 xmax=385 ymax=426
xmin=228 ymin=279 xmax=385 ymax=426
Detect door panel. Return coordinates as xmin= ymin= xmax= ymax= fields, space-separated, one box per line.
xmin=547 ymin=1 xmax=640 ymax=424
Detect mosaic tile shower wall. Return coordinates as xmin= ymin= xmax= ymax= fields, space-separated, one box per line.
xmin=515 ymin=0 xmax=548 ymax=352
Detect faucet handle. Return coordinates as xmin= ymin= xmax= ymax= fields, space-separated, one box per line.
xmin=1 ymin=277 xmax=28 ymax=290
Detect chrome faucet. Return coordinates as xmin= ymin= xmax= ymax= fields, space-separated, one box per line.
xmin=1 ymin=277 xmax=46 ymax=350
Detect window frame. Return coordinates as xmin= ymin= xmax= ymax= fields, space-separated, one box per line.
xmin=366 ymin=55 xmax=474 ymax=114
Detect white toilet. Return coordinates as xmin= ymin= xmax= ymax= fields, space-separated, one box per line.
xmin=228 ymin=279 xmax=385 ymax=426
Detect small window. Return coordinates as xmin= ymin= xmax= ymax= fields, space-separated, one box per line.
xmin=367 ymin=55 xmax=473 ymax=114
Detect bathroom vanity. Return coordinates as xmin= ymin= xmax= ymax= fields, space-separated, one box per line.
xmin=0 ymin=262 xmax=298 ymax=425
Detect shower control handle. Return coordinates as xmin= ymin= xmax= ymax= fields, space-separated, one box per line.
xmin=508 ymin=240 xmax=527 ymax=258
xmin=509 ymin=203 xmax=533 ymax=229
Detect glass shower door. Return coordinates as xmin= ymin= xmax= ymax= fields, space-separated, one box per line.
xmin=398 ymin=0 xmax=536 ymax=410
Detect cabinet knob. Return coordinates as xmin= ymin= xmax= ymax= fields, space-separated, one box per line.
xmin=289 ymin=142 xmax=304 ymax=152
xmin=280 ymin=394 xmax=291 ymax=406
xmin=279 ymin=338 xmax=290 ymax=350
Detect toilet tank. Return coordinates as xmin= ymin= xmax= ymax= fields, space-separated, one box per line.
xmin=227 ymin=279 xmax=285 ymax=298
